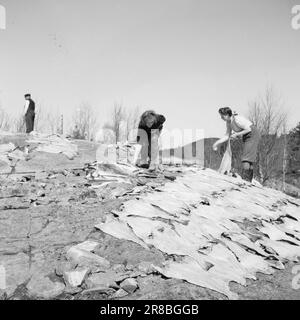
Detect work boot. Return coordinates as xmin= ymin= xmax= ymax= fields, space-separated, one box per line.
xmin=241 ymin=169 xmax=252 ymax=183
xmin=136 ymin=163 xmax=150 ymax=169
xmin=148 ymin=163 xmax=163 ymax=172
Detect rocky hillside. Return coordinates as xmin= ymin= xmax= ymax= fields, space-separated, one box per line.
xmin=1 ymin=135 xmax=300 ymax=300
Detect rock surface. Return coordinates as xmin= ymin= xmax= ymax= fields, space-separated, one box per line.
xmin=120 ymin=278 xmax=138 ymax=294
xmin=26 ymin=276 xmax=65 ymax=299
xmin=63 ymin=268 xmax=89 ymax=287
xmin=85 ymin=271 xmax=118 ymax=289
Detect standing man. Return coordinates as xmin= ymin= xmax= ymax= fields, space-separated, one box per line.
xmin=24 ymin=94 xmax=35 ymax=133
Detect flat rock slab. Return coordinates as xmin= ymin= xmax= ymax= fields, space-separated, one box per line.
xmin=0 ymin=253 xmax=30 ymax=297
xmin=112 ymin=288 xmax=129 ymax=298
xmin=66 ymin=247 xmax=110 ymax=270
xmin=85 ymin=271 xmax=119 ymax=289
xmin=26 ymin=276 xmax=65 ymax=299
xmin=120 ymin=278 xmax=138 ymax=294
xmin=64 ymin=268 xmax=89 ymax=287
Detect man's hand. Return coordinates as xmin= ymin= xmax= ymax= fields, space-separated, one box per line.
xmin=212 ymin=143 xmax=218 ymax=151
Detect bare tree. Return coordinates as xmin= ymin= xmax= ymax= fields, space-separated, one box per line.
xmin=0 ymin=106 xmax=11 ymax=131
xmin=14 ymin=114 xmax=26 ymax=133
xmin=103 ymin=102 xmax=125 ymax=144
xmin=248 ymin=86 xmax=288 ymax=184
xmin=44 ymin=112 xmax=61 ymax=134
xmin=125 ymin=106 xmax=141 ymax=142
xmin=102 ymin=104 xmax=141 ymax=144
xmin=282 ymin=121 xmax=288 ymax=192
xmin=72 ymin=102 xmax=97 ymax=140
xmin=32 ymin=102 xmax=44 ymax=133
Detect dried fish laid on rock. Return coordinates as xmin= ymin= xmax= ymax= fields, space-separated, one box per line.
xmin=177 ymin=176 xmax=220 ymax=196
xmin=195 ymin=171 xmax=241 ymax=189
xmin=205 ymin=243 xmax=255 ymax=285
xmin=221 ymin=238 xmax=275 ymax=276
xmin=257 ymin=238 xmax=300 ymax=262
xmin=117 ymin=198 xmax=185 ymax=222
xmin=279 ymin=205 xmax=300 ymax=222
xmin=228 ymin=188 xmax=278 ymax=209
xmin=170 ymin=220 xmax=211 ymax=250
xmin=89 ymin=162 xmax=138 ymax=180
xmin=258 ymin=221 xmax=300 ymax=245
xmin=93 ymin=182 xmax=135 ymax=200
xmin=276 ymin=223 xmax=300 ymax=241
xmin=214 ymin=195 xmax=280 ymax=221
xmin=224 ymin=232 xmax=269 ymax=257
xmin=191 ymin=205 xmax=243 ymax=233
xmin=188 ymin=215 xmax=229 ymax=240
xmin=154 ymin=256 xmax=238 ymax=300
xmin=156 ymin=182 xmax=204 ymax=207
xmin=122 ymin=216 xmax=208 ymax=268
xmin=281 ymin=217 xmax=300 ymax=233
xmin=95 ymin=216 xmax=149 ymax=250
xmin=26 ymin=133 xmax=78 ymax=160
xmin=142 ymin=191 xmax=191 ymax=217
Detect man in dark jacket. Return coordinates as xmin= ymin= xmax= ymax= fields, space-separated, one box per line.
xmin=136 ymin=110 xmax=166 ymax=171
xmin=24 ymin=94 xmax=35 ymax=133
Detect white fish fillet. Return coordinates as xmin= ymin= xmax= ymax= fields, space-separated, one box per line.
xmin=281 ymin=217 xmax=300 ymax=233
xmin=143 ymin=192 xmax=190 ymax=217
xmin=154 ymin=257 xmax=238 ymax=300
xmin=206 ymin=244 xmax=255 ymax=285
xmin=119 ymin=199 xmax=177 ymax=221
xmin=258 ymin=238 xmax=300 ymax=262
xmin=192 ymin=206 xmax=242 ymax=233
xmin=222 ymin=239 xmax=274 ymax=275
xmin=226 ymin=233 xmax=268 ymax=257
xmin=95 ymin=217 xmax=148 ymax=249
xmin=259 ymin=221 xmax=300 ymax=245
xmin=123 ymin=216 xmax=206 ymax=267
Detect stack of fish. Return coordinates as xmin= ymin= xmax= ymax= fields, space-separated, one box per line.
xmin=0 ymin=133 xmax=79 ymax=169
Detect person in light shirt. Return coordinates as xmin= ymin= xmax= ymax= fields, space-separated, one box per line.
xmin=213 ymin=107 xmax=261 ymax=182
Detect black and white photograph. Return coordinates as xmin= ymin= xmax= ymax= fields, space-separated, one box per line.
xmin=1 ymin=0 xmax=300 ymax=309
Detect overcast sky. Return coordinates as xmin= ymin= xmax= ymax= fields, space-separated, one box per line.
xmin=0 ymin=0 xmax=299 ymax=138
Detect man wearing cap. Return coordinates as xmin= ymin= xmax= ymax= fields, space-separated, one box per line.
xmin=23 ymin=94 xmax=35 ymax=133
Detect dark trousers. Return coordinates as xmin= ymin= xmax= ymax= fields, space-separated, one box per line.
xmin=25 ymin=113 xmax=35 ymax=133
